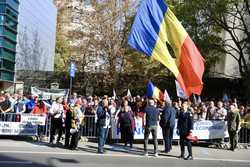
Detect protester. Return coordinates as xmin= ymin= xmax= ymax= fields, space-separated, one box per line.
xmin=14 ymin=95 xmax=26 ymax=114
xmin=143 ymin=98 xmax=159 ymax=157
xmin=206 ymin=101 xmax=217 ymax=120
xmin=227 ymin=104 xmax=241 ymax=151
xmin=70 ymin=92 xmax=78 ymax=105
xmin=25 ymin=96 xmax=37 ymax=113
xmin=117 ymin=99 xmax=135 ymax=148
xmin=244 ymin=108 xmax=250 ymax=144
xmin=49 ymin=96 xmax=64 ymax=144
xmin=32 ymin=95 xmax=48 ymax=115
xmin=239 ymin=105 xmax=246 ymax=118
xmin=96 ymin=97 xmax=111 ymax=154
xmin=32 ymin=95 xmax=48 ymax=137
xmin=177 ymin=101 xmax=194 ymax=160
xmin=0 ymin=92 xmax=13 ymax=121
xmin=109 ymin=98 xmax=117 ymax=116
xmin=160 ymin=101 xmax=176 ymax=153
xmin=215 ymin=101 xmax=227 ymax=120
xmin=69 ymin=100 xmax=84 ymax=150
xmin=64 ymin=99 xmax=72 ymax=148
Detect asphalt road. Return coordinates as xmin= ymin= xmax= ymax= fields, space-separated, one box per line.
xmin=0 ymin=139 xmax=249 ymax=167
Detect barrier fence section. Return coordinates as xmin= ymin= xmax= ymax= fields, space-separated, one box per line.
xmin=0 ymin=113 xmax=249 ymax=147
xmin=81 ymin=115 xmax=97 ymax=139
xmin=0 ymin=113 xmax=48 ymax=138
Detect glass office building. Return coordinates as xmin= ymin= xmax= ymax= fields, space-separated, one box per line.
xmin=15 ymin=0 xmax=57 ymax=72
xmin=0 ymin=0 xmax=19 ymax=82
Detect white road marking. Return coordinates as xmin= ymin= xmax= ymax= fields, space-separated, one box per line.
xmin=0 ymin=150 xmax=249 ymax=163
xmin=0 ymin=161 xmax=32 ymax=164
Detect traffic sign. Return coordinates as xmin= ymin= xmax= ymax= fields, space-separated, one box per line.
xmin=70 ymin=62 xmax=75 ymax=78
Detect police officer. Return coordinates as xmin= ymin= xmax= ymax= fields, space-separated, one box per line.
xmin=177 ymin=101 xmax=193 ymax=160
xmin=227 ymin=104 xmax=241 ymax=151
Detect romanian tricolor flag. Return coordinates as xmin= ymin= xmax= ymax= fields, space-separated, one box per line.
xmin=128 ymin=0 xmax=205 ymax=97
xmin=146 ymin=81 xmax=164 ymax=101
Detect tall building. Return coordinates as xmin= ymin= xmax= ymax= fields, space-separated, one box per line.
xmin=0 ymin=0 xmax=57 ymax=90
xmin=16 ymin=0 xmax=57 ymax=72
xmin=0 ymin=0 xmax=19 ymax=87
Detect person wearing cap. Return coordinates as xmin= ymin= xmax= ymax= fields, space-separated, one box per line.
xmin=96 ymin=97 xmax=111 ymax=154
xmin=177 ymin=101 xmax=194 ymax=160
xmin=143 ymin=98 xmax=160 ymax=157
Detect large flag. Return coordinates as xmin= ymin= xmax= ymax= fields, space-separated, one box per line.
xmin=147 ymin=81 xmax=164 ymax=101
xmin=175 ymin=80 xmax=188 ymax=99
xmin=128 ymin=0 xmax=205 ymax=97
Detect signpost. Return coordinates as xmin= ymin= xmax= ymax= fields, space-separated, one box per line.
xmin=69 ymin=62 xmax=75 ymax=97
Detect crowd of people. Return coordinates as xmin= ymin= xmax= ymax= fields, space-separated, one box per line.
xmin=0 ymin=91 xmax=250 ymax=159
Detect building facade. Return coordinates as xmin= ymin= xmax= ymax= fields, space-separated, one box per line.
xmin=15 ymin=0 xmax=57 ymax=72
xmin=0 ymin=0 xmax=19 ymax=86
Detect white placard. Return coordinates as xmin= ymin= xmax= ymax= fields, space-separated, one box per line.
xmin=21 ymin=114 xmax=47 ymax=126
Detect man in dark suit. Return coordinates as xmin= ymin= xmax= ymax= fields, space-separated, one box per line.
xmin=160 ymin=101 xmax=176 ymax=153
xmin=177 ymin=101 xmax=194 ymax=160
xmin=96 ymin=97 xmax=111 ymax=154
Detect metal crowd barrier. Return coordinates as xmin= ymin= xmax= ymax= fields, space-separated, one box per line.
xmin=239 ymin=122 xmax=250 ymax=148
xmin=0 ymin=113 xmax=49 ymax=141
xmin=81 ymin=115 xmax=97 ymax=139
xmin=1 ymin=113 xmax=249 ymax=148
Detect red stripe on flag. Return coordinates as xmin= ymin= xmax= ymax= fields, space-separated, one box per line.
xmin=177 ymin=36 xmax=205 ymax=97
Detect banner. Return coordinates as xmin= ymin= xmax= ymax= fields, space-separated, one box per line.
xmin=0 ymin=122 xmax=37 ymax=136
xmin=112 ymin=118 xmax=229 ymax=140
xmin=31 ymin=87 xmax=69 ymax=100
xmin=21 ymin=114 xmax=47 ymax=126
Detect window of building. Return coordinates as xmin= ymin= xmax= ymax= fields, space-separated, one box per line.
xmin=0 ymin=4 xmax=6 ymax=13
xmin=0 ymin=15 xmax=4 ymax=24
xmin=1 ymin=59 xmax=14 ymax=71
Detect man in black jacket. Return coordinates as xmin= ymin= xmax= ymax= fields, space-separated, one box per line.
xmin=160 ymin=101 xmax=176 ymax=153
xmin=96 ymin=97 xmax=111 ymax=154
xmin=177 ymin=101 xmax=193 ymax=160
